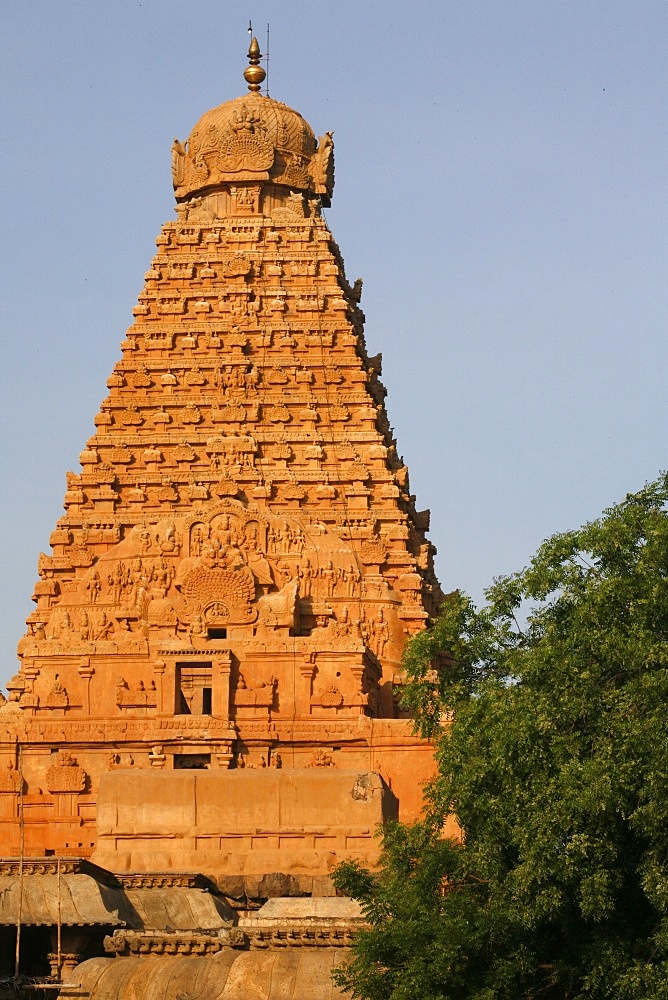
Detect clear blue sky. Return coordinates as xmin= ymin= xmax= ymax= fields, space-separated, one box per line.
xmin=1 ymin=1 xmax=666 ymax=684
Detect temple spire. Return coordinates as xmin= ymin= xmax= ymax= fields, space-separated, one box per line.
xmin=244 ymin=36 xmax=266 ymax=92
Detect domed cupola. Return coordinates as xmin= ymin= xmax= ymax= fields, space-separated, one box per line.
xmin=171 ymin=37 xmax=334 ymax=205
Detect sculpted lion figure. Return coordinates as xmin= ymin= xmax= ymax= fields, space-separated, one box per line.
xmin=256 ymin=578 xmax=299 ymax=630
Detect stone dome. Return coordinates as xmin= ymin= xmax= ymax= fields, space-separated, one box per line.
xmin=172 ymin=91 xmax=334 ymax=204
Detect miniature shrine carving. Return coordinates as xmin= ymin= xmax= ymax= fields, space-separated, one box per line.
xmin=45 ymin=752 xmax=87 ymax=794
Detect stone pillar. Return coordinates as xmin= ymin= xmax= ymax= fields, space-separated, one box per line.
xmin=48 ymin=951 xmax=82 ymax=979
xmin=48 ymin=928 xmax=88 ymax=979
xmin=153 ymin=659 xmax=166 ymax=712
xmin=78 ymin=659 xmax=94 ymax=715
xmin=214 ymin=726 xmax=237 ymax=769
xmin=213 ymin=652 xmax=232 ymax=721
xmin=299 ymin=656 xmax=316 ymax=717
xmin=349 ymin=664 xmax=366 ymax=716
xmin=155 ymin=659 xmax=178 ymax=715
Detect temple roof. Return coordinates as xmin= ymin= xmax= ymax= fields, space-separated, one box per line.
xmin=172 ymin=39 xmax=334 ymax=203
xmin=0 ymin=858 xmax=234 ymax=928
xmin=70 ymin=949 xmax=350 ymax=999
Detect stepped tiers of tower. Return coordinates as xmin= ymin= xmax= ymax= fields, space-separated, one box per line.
xmin=0 ymin=63 xmax=443 ymax=880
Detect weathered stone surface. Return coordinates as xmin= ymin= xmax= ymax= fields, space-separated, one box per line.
xmin=216 ymin=872 xmax=330 ymax=900
xmin=255 ymin=872 xmax=306 ymax=898
xmin=246 ymin=895 xmax=364 ymax=922
xmin=93 ymin=768 xmax=396 ymax=874
xmin=311 ymin=874 xmax=340 ymax=897
xmin=69 ymin=950 xmax=350 ymax=999
xmin=216 ymin=874 xmax=247 ymax=899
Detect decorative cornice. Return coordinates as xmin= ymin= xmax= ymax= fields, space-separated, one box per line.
xmin=0 ymin=857 xmax=120 ymax=887
xmin=104 ymin=924 xmax=359 ymax=956
xmin=115 ymin=871 xmax=215 ymax=890
xmin=246 ymin=925 xmax=357 ymax=948
xmin=105 ymin=928 xmax=244 ymax=956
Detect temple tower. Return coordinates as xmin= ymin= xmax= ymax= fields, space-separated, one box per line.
xmin=1 ymin=42 xmax=442 ymax=880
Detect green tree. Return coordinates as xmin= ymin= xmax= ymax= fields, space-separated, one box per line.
xmin=334 ymin=475 xmax=668 ymax=999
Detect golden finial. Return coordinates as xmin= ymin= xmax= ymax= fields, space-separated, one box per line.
xmin=244 ymin=36 xmax=266 ymax=92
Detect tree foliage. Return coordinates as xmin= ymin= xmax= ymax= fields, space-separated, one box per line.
xmin=334 ymin=475 xmax=668 ymax=999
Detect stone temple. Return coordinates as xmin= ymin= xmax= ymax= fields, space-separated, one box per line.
xmin=0 ymin=40 xmax=443 ymax=996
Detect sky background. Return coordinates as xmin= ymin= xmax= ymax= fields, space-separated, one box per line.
xmin=1 ymin=1 xmax=666 ymax=686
